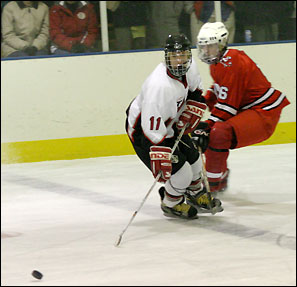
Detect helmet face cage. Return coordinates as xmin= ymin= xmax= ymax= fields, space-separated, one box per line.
xmin=165 ymin=49 xmax=192 ymax=77
xmin=164 ymin=34 xmax=192 ymax=77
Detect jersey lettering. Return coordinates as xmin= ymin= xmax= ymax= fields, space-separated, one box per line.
xmin=213 ymin=83 xmax=229 ymax=100
xmin=149 ymin=116 xmax=161 ymax=130
xmin=220 ymin=56 xmax=232 ymax=67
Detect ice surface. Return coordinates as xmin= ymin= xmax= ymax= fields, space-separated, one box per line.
xmin=1 ymin=143 xmax=296 ymax=286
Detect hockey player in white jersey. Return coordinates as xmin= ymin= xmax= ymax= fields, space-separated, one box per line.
xmin=125 ymin=34 xmax=223 ymax=219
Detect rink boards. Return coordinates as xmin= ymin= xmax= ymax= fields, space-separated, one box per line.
xmin=1 ymin=42 xmax=296 ymax=163
xmin=1 ymin=121 xmax=295 ymax=164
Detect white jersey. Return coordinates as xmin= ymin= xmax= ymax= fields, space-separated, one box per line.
xmin=126 ymin=58 xmax=203 ymax=145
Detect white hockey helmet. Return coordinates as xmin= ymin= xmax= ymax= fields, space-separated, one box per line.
xmin=196 ymin=22 xmax=229 ymax=64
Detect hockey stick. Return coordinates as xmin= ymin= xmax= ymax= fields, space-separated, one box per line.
xmin=197 ymin=146 xmax=216 ymax=215
xmin=114 ymin=125 xmax=187 ymax=247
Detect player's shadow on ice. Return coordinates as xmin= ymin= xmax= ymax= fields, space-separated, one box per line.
xmin=132 ymin=215 xmax=296 ymax=251
xmin=3 ymin=173 xmax=295 ymax=251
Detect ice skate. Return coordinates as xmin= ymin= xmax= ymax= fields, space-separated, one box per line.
xmin=186 ymin=187 xmax=223 ymax=214
xmin=159 ymin=187 xmax=198 ymax=219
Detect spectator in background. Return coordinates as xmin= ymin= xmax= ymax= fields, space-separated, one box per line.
xmin=146 ymin=1 xmax=184 ymax=49
xmin=184 ymin=1 xmax=235 ymax=47
xmin=42 ymin=1 xmax=55 ymax=8
xmin=1 ymin=1 xmax=11 ymax=9
xmin=178 ymin=5 xmax=192 ymax=42
xmin=235 ymin=1 xmax=282 ymax=43
xmin=49 ymin=1 xmax=99 ymax=55
xmin=1 ymin=1 xmax=12 ymax=46
xmin=1 ymin=1 xmax=49 ymax=58
xmin=289 ymin=1 xmax=296 ymax=40
xmin=107 ymin=1 xmax=149 ymax=51
xmin=277 ymin=1 xmax=296 ymax=41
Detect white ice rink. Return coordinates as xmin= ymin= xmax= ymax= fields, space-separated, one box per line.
xmin=1 ymin=143 xmax=296 ymax=286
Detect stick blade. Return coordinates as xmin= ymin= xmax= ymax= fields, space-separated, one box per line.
xmin=114 ymin=235 xmax=122 ymax=247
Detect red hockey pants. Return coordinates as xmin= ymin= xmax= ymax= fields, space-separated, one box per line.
xmin=205 ymin=108 xmax=282 ymax=190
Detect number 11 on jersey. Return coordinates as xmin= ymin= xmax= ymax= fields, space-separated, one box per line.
xmin=150 ymin=116 xmax=161 ymax=130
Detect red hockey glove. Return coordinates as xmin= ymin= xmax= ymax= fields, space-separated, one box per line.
xmin=149 ymin=146 xmax=172 ymax=183
xmin=177 ymin=100 xmax=207 ymax=134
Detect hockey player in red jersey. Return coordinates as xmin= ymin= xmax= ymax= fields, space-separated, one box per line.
xmin=126 ymin=34 xmax=223 ymax=219
xmin=192 ymin=22 xmax=290 ymax=193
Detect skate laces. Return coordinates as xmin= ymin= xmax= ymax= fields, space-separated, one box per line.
xmin=161 ymin=201 xmax=191 ymax=213
xmin=173 ymin=203 xmax=191 ymax=213
xmin=196 ymin=192 xmax=213 ymax=206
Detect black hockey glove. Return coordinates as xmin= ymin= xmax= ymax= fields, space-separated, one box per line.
xmin=24 ymin=46 xmax=38 ymax=56
xmin=191 ymin=121 xmax=210 ymax=153
xmin=71 ymin=43 xmax=86 ymax=53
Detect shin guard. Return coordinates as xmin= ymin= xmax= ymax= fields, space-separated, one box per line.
xmin=205 ymin=122 xmax=234 ymax=191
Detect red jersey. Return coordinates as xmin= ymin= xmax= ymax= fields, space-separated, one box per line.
xmin=50 ymin=2 xmax=99 ymax=51
xmin=204 ymin=49 xmax=290 ymax=127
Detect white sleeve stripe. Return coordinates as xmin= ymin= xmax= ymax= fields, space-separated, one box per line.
xmin=262 ymin=93 xmax=286 ymax=110
xmin=209 ymin=115 xmax=223 ymax=122
xmin=214 ymin=103 xmax=237 ymax=115
xmin=241 ymin=88 xmax=275 ymax=110
xmin=207 ymin=171 xmax=223 ymax=178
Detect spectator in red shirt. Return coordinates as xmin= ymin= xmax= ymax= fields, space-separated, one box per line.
xmin=49 ymin=1 xmax=99 ymax=55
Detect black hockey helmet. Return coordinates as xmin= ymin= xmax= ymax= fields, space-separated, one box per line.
xmin=165 ymin=34 xmax=192 ymax=52
xmin=164 ymin=34 xmax=192 ymax=77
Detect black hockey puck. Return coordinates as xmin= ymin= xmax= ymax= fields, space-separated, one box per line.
xmin=32 ymin=270 xmax=43 ymax=280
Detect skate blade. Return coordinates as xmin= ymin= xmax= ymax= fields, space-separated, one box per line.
xmin=196 ymin=206 xmax=224 ymax=214
xmin=163 ymin=212 xmax=199 ymax=220
xmin=187 ymin=202 xmax=224 ymax=214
